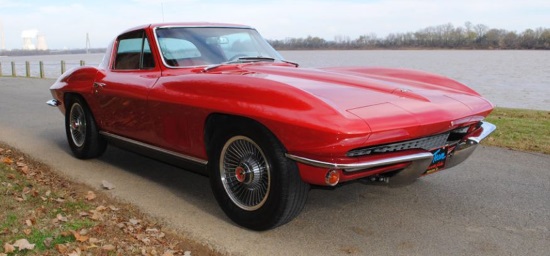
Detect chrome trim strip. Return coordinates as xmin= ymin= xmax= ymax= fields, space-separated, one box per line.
xmin=46 ymin=99 xmax=61 ymax=107
xmin=467 ymin=121 xmax=496 ymax=144
xmin=285 ymin=152 xmax=433 ymax=172
xmin=99 ymin=131 xmax=208 ymax=165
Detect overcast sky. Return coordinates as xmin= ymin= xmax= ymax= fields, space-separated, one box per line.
xmin=1 ymin=0 xmax=549 ymax=50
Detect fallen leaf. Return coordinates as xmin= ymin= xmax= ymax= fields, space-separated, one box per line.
xmin=43 ymin=237 xmax=53 ymax=248
xmin=16 ymin=162 xmax=26 ymax=167
xmin=20 ymin=166 xmax=29 ymax=175
xmin=108 ymin=205 xmax=119 ymax=211
xmin=88 ymin=237 xmax=100 ymax=244
xmin=23 ymin=229 xmax=32 ymax=235
xmin=25 ymin=219 xmax=32 ymax=226
xmin=129 ymin=218 xmax=140 ymax=225
xmin=95 ymin=205 xmax=107 ymax=212
xmin=3 ymin=243 xmax=15 ymax=253
xmin=101 ymin=180 xmax=115 ymax=190
xmin=71 ymin=231 xmax=89 ymax=243
xmin=55 ymin=244 xmax=68 ymax=254
xmin=57 ymin=214 xmax=68 ymax=222
xmin=6 ymin=174 xmax=15 ymax=179
xmin=162 ymin=250 xmax=175 ymax=256
xmin=85 ymin=191 xmax=96 ymax=201
xmin=1 ymin=157 xmax=13 ymax=164
xmin=68 ymin=248 xmax=81 ymax=256
xmin=102 ymin=244 xmax=116 ymax=251
xmin=89 ymin=210 xmax=103 ymax=221
xmin=13 ymin=239 xmax=35 ymax=251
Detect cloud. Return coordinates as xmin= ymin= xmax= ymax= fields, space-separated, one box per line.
xmin=1 ymin=0 xmax=549 ymax=49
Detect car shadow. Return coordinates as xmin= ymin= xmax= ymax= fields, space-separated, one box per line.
xmin=96 ymin=145 xmax=227 ymax=219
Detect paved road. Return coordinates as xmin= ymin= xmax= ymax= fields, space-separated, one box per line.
xmin=1 ymin=77 xmax=549 ymax=255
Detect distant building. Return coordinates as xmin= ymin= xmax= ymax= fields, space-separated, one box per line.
xmin=21 ymin=29 xmax=47 ymax=50
xmin=37 ymin=35 xmax=48 ymax=50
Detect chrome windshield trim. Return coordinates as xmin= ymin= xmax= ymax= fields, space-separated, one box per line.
xmin=99 ymin=131 xmax=208 ymax=165
xmin=467 ymin=121 xmax=496 ymax=144
xmin=285 ymin=152 xmax=433 ymax=172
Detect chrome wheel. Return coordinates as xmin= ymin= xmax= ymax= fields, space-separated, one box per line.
xmin=69 ymin=103 xmax=87 ymax=148
xmin=220 ymin=136 xmax=270 ymax=211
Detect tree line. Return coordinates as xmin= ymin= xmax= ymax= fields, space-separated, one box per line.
xmin=268 ymin=22 xmax=550 ymax=50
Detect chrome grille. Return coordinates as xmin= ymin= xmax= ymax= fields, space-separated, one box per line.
xmin=347 ymin=133 xmax=450 ymax=157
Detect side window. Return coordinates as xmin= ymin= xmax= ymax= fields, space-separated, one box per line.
xmin=158 ymin=38 xmax=202 ymax=66
xmin=114 ymin=30 xmax=155 ymax=70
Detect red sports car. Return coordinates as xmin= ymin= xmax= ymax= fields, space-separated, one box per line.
xmin=48 ymin=23 xmax=495 ymax=230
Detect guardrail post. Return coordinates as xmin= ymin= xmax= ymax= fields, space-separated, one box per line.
xmin=80 ymin=60 xmax=85 ymax=66
xmin=61 ymin=60 xmax=66 ymax=74
xmin=39 ymin=61 xmax=45 ymax=78
xmin=11 ymin=61 xmax=16 ymax=77
xmin=25 ymin=61 xmax=30 ymax=77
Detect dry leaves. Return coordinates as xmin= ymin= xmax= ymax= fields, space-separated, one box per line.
xmin=85 ymin=191 xmax=96 ymax=201
xmin=8 ymin=239 xmax=36 ymax=251
xmin=0 ymin=144 xmax=206 ymax=256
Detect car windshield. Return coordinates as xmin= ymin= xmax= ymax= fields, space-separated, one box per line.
xmin=155 ymin=27 xmax=283 ymax=67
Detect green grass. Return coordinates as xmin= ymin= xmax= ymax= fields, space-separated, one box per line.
xmin=0 ymin=163 xmax=90 ymax=254
xmin=483 ymin=107 xmax=550 ymax=154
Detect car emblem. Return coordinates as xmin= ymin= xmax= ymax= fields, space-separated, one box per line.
xmin=399 ymin=88 xmax=411 ymax=93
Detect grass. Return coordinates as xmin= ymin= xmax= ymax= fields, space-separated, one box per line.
xmin=483 ymin=107 xmax=550 ymax=155
xmin=0 ymin=145 xmax=221 ymax=255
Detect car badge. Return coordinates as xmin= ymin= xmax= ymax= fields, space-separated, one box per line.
xmin=399 ymin=88 xmax=411 ymax=93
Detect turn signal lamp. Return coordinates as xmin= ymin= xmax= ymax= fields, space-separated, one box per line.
xmin=325 ymin=170 xmax=340 ymax=186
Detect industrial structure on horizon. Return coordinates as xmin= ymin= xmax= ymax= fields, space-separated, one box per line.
xmin=21 ymin=29 xmax=48 ymax=50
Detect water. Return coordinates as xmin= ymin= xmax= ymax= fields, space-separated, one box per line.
xmin=1 ymin=50 xmax=548 ymax=111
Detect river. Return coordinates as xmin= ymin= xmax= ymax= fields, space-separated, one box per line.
xmin=1 ymin=50 xmax=548 ymax=111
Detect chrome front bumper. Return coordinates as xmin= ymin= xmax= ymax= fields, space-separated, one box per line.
xmin=46 ymin=99 xmax=61 ymax=107
xmin=286 ymin=121 xmax=496 ymax=186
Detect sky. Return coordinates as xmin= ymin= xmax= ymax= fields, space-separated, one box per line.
xmin=0 ymin=0 xmax=549 ymax=50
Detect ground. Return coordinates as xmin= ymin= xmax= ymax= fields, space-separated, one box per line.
xmin=0 ymin=143 xmax=221 ymax=256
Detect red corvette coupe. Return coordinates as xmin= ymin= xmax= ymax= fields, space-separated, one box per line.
xmin=48 ymin=23 xmax=495 ymax=230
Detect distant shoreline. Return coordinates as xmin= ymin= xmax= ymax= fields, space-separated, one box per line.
xmin=1 ymin=47 xmax=548 ymax=57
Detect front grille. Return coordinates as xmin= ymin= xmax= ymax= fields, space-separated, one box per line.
xmin=347 ymin=132 xmax=450 ymax=157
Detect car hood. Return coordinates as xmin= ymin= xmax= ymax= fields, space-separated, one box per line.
xmin=240 ymin=64 xmax=494 ymax=140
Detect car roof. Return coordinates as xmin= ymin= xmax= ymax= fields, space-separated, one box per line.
xmin=120 ymin=22 xmax=253 ymax=34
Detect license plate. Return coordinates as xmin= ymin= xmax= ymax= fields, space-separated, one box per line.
xmin=424 ymin=146 xmax=448 ymax=175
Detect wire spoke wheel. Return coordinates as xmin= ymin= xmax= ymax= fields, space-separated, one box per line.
xmin=220 ymin=136 xmax=270 ymax=211
xmin=69 ymin=103 xmax=87 ymax=148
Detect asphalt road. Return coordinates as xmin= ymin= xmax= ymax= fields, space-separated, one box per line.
xmin=1 ymin=77 xmax=549 ymax=256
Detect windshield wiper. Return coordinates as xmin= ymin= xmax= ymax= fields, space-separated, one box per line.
xmin=203 ymin=56 xmax=275 ymax=72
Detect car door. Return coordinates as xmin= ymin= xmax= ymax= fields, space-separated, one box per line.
xmin=93 ymin=29 xmax=160 ymax=142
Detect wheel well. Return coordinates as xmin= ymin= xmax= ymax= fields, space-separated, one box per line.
xmin=64 ymin=92 xmax=83 ymax=106
xmin=204 ymin=114 xmax=275 ymax=155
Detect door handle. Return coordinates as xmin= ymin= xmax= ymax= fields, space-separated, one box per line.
xmin=93 ymin=82 xmax=107 ymax=88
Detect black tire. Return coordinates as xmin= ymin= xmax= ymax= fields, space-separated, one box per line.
xmin=65 ymin=96 xmax=107 ymax=159
xmin=208 ymin=121 xmax=310 ymax=231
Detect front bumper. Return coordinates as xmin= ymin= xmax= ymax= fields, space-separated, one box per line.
xmin=287 ymin=121 xmax=496 ymax=186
